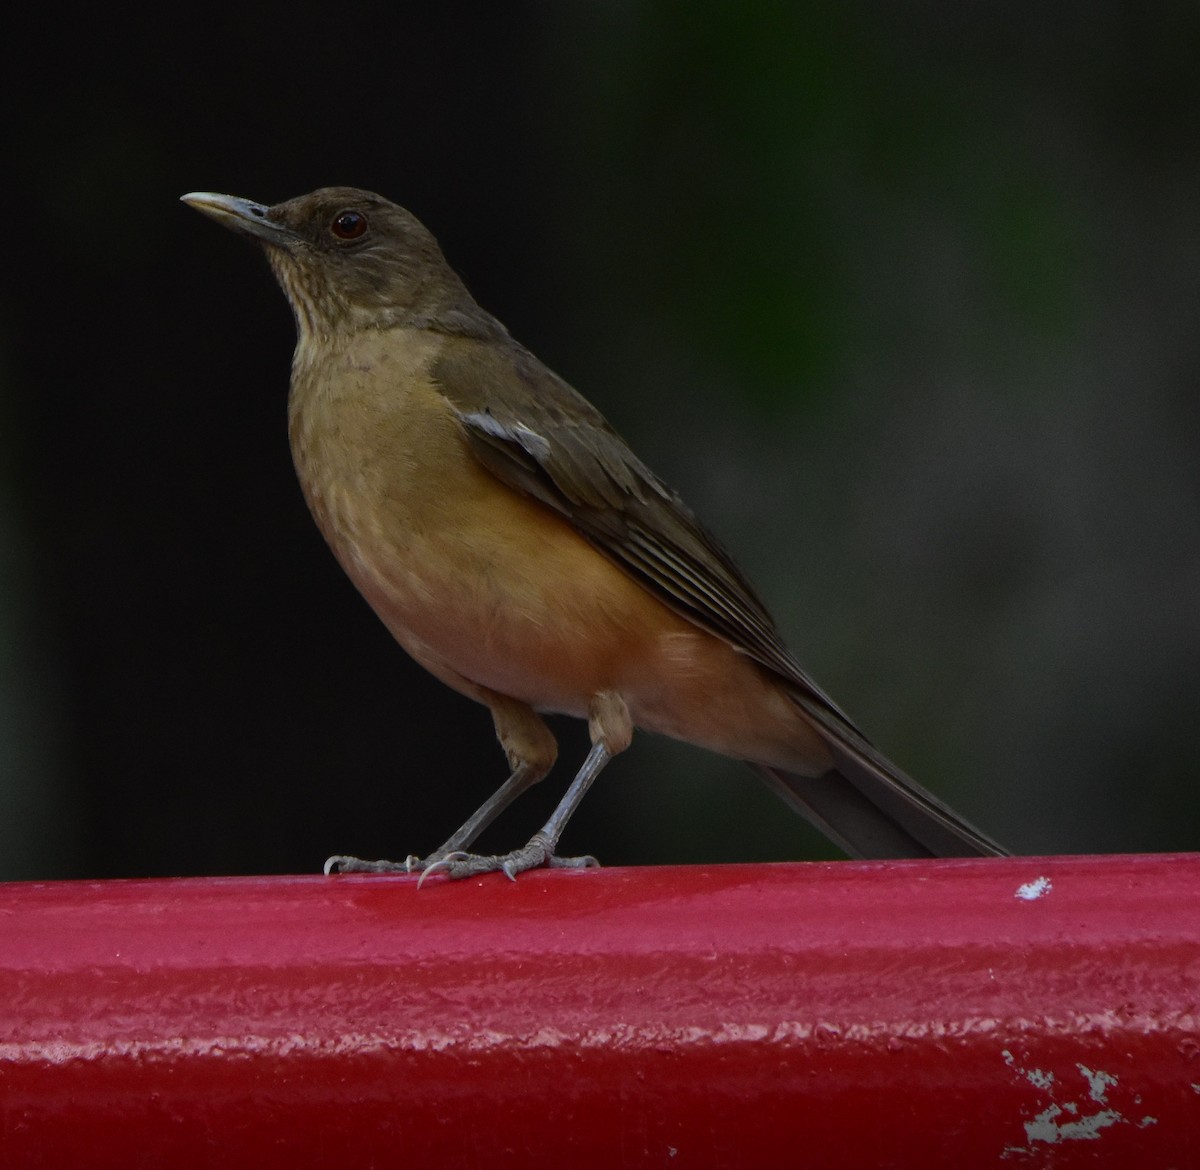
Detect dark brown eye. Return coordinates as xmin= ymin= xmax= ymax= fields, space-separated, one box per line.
xmin=330 ymin=210 xmax=367 ymax=240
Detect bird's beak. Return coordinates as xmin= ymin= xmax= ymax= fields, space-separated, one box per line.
xmin=180 ymin=192 xmax=298 ymax=246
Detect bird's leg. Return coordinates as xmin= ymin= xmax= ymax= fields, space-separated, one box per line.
xmin=429 ymin=691 xmax=632 ymax=881
xmin=325 ymin=695 xmax=556 ymax=875
xmin=422 ymin=696 xmax=559 ymax=861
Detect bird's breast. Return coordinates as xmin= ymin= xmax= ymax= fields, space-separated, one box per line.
xmin=284 ymin=327 xmax=637 ymax=711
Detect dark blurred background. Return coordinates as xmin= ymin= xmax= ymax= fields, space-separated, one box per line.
xmin=2 ymin=3 xmax=1198 ymax=881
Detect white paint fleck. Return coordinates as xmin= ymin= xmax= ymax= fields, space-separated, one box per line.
xmin=1015 ymin=875 xmax=1052 ymax=901
xmin=1003 ymin=1052 xmax=1055 ymax=1090
xmin=1025 ymin=1104 xmax=1122 ymax=1144
xmin=1078 ymin=1064 xmax=1117 ymax=1103
xmin=1026 ymin=1067 xmax=1057 ymax=1091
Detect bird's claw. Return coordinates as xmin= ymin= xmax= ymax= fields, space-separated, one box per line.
xmin=547 ymin=853 xmax=600 ymax=870
xmin=415 ymin=852 xmax=471 ymax=889
xmin=323 ymin=854 xmax=415 ymax=875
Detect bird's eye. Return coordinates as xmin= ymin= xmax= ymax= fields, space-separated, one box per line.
xmin=330 ymin=210 xmax=368 ymax=240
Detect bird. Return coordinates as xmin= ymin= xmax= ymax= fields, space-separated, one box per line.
xmin=181 ymin=186 xmax=1007 ymax=879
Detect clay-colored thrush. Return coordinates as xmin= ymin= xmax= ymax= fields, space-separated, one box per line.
xmin=182 ymin=186 xmax=1006 ymax=878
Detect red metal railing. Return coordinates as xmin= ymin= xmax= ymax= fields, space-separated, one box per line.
xmin=3 ymin=854 xmax=1198 ymax=1168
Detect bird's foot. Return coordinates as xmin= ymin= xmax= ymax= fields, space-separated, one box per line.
xmin=323 ymin=841 xmax=599 ymax=882
xmin=422 ymin=835 xmax=599 ymax=883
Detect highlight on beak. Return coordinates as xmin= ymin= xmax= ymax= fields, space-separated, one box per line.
xmin=180 ymin=192 xmax=297 ymax=245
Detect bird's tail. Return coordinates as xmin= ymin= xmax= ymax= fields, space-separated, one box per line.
xmin=756 ymin=693 xmax=1008 ymax=859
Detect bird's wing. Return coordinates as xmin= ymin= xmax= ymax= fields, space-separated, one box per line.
xmin=431 ymin=334 xmax=860 ymax=731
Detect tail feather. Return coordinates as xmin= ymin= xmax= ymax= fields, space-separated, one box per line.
xmin=759 ymin=694 xmax=1008 ymax=859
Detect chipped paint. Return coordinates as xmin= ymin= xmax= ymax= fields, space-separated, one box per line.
xmin=1015 ymin=875 xmax=1052 ymax=901
xmin=1024 ymin=1103 xmax=1122 ymax=1143
xmin=1000 ymin=1055 xmax=1156 ymax=1158
xmin=1078 ymin=1064 xmax=1117 ymax=1103
xmin=1003 ymin=1050 xmax=1056 ymax=1091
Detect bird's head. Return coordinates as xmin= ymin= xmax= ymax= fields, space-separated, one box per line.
xmin=182 ymin=187 xmax=479 ymax=338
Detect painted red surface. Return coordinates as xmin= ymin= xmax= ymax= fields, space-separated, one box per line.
xmin=1 ymin=855 xmax=1198 ymax=1168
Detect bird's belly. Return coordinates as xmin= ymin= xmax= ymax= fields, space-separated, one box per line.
xmin=332 ymin=482 xmax=655 ymax=717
